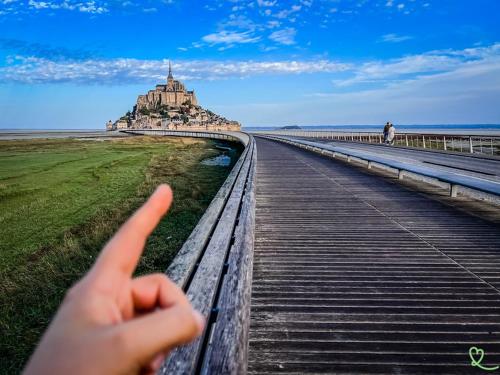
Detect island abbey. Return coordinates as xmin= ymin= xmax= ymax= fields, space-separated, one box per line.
xmin=107 ymin=62 xmax=240 ymax=131
xmin=138 ymin=62 xmax=198 ymax=109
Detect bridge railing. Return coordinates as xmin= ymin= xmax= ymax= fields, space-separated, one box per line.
xmin=123 ymin=129 xmax=249 ymax=146
xmin=253 ymin=130 xmax=500 ymax=156
xmin=260 ymin=135 xmax=500 ymax=205
xmin=124 ymin=129 xmax=256 ymax=374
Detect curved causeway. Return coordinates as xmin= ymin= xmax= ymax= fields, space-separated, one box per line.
xmin=248 ymin=137 xmax=500 ymax=374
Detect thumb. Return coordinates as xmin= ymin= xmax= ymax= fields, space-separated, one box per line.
xmin=113 ymin=305 xmax=205 ymax=364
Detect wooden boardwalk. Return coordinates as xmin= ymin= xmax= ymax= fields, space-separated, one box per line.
xmin=248 ymin=137 xmax=500 ymax=374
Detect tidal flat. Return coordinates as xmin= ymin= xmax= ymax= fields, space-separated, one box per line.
xmin=0 ymin=135 xmax=241 ymax=373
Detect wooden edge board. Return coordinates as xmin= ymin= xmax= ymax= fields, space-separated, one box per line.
xmin=166 ymin=144 xmax=250 ymax=288
xmin=161 ymin=138 xmax=255 ymax=374
xmin=201 ymin=141 xmax=257 ymax=375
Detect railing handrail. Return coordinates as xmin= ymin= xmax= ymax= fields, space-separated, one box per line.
xmin=124 ymin=129 xmax=256 ymax=374
xmin=252 ymin=130 xmax=500 ymax=138
xmin=252 ymin=130 xmax=500 ymax=157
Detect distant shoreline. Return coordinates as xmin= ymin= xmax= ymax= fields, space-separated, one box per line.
xmin=1 ymin=124 xmax=500 ymax=140
xmin=0 ymin=130 xmax=127 ymax=141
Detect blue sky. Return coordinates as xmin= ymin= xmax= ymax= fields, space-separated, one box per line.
xmin=0 ymin=0 xmax=499 ymax=129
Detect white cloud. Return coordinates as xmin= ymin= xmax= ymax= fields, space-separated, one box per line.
xmin=201 ymin=30 xmax=261 ymax=45
xmin=0 ymin=56 xmax=351 ymax=84
xmin=26 ymin=0 xmax=108 ymax=13
xmin=1 ymin=0 xmax=177 ymax=15
xmin=269 ymin=28 xmax=296 ymax=45
xmin=257 ymin=0 xmax=276 ymax=7
xmin=379 ymin=33 xmax=413 ymax=43
xmin=274 ymin=5 xmax=302 ymax=19
xmin=1 ymin=43 xmax=498 ymax=97
xmin=334 ymin=43 xmax=500 ymax=87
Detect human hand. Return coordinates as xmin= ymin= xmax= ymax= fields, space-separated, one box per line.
xmin=23 ymin=185 xmax=204 ymax=375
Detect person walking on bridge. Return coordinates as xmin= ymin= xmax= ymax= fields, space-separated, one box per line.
xmin=387 ymin=123 xmax=396 ymax=145
xmin=383 ymin=122 xmax=390 ymax=143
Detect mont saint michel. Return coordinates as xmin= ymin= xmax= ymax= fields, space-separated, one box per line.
xmin=106 ymin=62 xmax=240 ymax=132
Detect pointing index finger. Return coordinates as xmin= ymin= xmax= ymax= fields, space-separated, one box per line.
xmin=91 ymin=184 xmax=173 ymax=287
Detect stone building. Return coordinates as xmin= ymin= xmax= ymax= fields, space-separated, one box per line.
xmin=136 ymin=62 xmax=197 ymax=110
xmin=107 ymin=62 xmax=240 ymax=131
xmin=115 ymin=120 xmax=128 ymax=129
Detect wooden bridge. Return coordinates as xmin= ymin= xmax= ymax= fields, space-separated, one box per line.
xmin=127 ymin=130 xmax=500 ymax=374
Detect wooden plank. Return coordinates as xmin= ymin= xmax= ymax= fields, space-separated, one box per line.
xmin=166 ymin=144 xmax=249 ymax=288
xmin=161 ymin=139 xmax=254 ymax=374
xmin=201 ymin=141 xmax=257 ymax=374
xmin=248 ymin=137 xmax=500 ymax=374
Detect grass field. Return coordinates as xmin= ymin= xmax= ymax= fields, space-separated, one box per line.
xmin=0 ymin=135 xmax=241 ymax=373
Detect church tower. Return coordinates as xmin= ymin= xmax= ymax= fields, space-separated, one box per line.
xmin=167 ymin=61 xmax=173 ymax=83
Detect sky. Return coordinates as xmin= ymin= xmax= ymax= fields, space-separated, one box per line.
xmin=0 ymin=0 xmax=499 ymax=129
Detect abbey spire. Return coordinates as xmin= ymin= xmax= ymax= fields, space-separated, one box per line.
xmin=167 ymin=61 xmax=173 ymax=81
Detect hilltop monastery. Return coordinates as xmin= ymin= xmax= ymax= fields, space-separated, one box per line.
xmin=107 ymin=62 xmax=240 ymax=131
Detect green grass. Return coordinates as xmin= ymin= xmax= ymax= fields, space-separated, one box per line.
xmin=0 ymin=135 xmax=241 ymax=373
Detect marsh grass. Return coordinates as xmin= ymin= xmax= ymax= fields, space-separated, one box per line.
xmin=0 ymin=135 xmax=241 ymax=373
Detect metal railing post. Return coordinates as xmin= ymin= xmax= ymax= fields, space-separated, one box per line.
xmin=450 ymin=184 xmax=458 ymax=198
xmin=422 ymin=135 xmax=426 ymax=149
xmin=443 ymin=136 xmax=447 ymax=151
xmin=469 ymin=137 xmax=474 ymax=154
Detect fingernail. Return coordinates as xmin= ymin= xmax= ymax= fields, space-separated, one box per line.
xmin=158 ymin=184 xmax=172 ymax=194
xmin=193 ymin=310 xmax=205 ymax=333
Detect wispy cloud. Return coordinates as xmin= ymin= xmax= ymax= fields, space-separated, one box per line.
xmin=379 ymin=33 xmax=413 ymax=43
xmin=268 ymin=28 xmax=296 ymax=45
xmin=1 ymin=43 xmax=498 ymax=88
xmin=334 ymin=43 xmax=500 ymax=87
xmin=0 ymin=0 xmax=174 ymax=15
xmin=189 ymin=0 xmax=317 ymax=50
xmin=27 ymin=0 xmax=108 ymax=14
xmin=201 ymin=30 xmax=261 ymax=46
xmin=0 ymin=57 xmax=351 ymax=84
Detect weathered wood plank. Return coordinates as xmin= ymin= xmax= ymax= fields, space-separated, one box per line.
xmin=166 ymin=144 xmax=250 ymax=288
xmin=201 ymin=142 xmax=257 ymax=374
xmin=249 ymin=137 xmax=500 ymax=374
xmin=161 ymin=137 xmax=255 ymax=374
